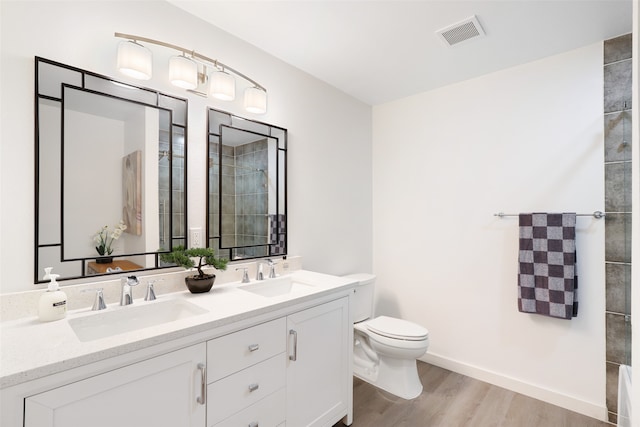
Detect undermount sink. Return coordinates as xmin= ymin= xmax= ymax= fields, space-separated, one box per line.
xmin=68 ymin=299 xmax=207 ymax=342
xmin=238 ymin=276 xmax=314 ymax=298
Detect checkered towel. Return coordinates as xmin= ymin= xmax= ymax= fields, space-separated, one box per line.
xmin=517 ymin=213 xmax=578 ymax=319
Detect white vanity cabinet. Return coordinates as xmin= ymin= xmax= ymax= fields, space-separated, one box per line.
xmin=287 ymin=297 xmax=351 ymax=427
xmin=6 ymin=282 xmax=354 ymax=427
xmin=206 ymin=296 xmax=351 ymax=427
xmin=206 ymin=318 xmax=287 ymax=427
xmin=24 ymin=343 xmax=207 ymax=427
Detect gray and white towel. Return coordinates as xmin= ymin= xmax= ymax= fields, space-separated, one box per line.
xmin=517 ymin=213 xmax=578 ymax=319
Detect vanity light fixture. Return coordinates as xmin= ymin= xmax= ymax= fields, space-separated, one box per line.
xmin=114 ymin=32 xmax=268 ymax=114
xmin=116 ymin=40 xmax=152 ymax=80
xmin=209 ymin=68 xmax=235 ymax=101
xmin=244 ymin=86 xmax=268 ymax=114
xmin=169 ymin=54 xmax=198 ymax=90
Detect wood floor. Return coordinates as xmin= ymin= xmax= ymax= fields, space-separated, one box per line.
xmin=336 ymin=361 xmax=610 ymax=427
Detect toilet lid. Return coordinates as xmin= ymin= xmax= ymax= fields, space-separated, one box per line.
xmin=365 ymin=316 xmax=429 ymax=341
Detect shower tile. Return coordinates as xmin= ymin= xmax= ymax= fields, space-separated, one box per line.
xmin=606 ymin=362 xmax=620 ymax=415
xmin=605 ymin=163 xmax=632 ymax=212
xmin=222 ymin=176 xmax=235 ymax=196
xmin=606 ymin=313 xmax=629 ymax=364
xmin=172 ymin=213 xmax=184 ymax=236
xmin=209 ymin=213 xmax=219 ymax=236
xmin=604 ymin=34 xmax=632 ymax=65
xmin=255 ymin=149 xmax=268 ymax=169
xmin=606 ymin=263 xmax=632 ymax=315
xmin=609 ymin=412 xmax=618 ymax=424
xmin=605 ymin=213 xmax=632 ymax=263
xmin=222 ymin=195 xmax=235 ymax=215
xmin=604 ymin=60 xmax=632 ymax=113
xmin=221 ymin=214 xmax=235 ymax=235
xmin=221 ymin=145 xmax=234 ymax=156
xmin=171 ymin=191 xmax=184 ymax=213
xmin=604 ymin=112 xmax=632 ymax=162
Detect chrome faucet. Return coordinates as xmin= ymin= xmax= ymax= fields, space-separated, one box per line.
xmin=236 ymin=267 xmax=250 ymax=283
xmin=257 ymin=259 xmax=277 ymax=280
xmin=82 ymin=288 xmax=107 ymax=311
xmin=145 ymin=279 xmax=162 ymax=301
xmin=120 ymin=275 xmax=140 ymax=306
xmin=266 ymin=259 xmax=277 ymax=279
xmin=256 ymin=263 xmax=264 ymax=281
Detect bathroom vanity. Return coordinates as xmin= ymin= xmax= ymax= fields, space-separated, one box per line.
xmin=0 ymin=270 xmax=356 ymax=427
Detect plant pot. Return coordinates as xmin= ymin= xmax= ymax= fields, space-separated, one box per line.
xmin=95 ymin=256 xmax=114 ymax=264
xmin=185 ymin=274 xmax=216 ymax=294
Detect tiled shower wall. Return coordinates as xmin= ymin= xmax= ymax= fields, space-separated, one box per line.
xmin=603 ymin=33 xmax=632 ymax=424
xmin=210 ymin=141 xmax=269 ymax=259
xmin=158 ymin=127 xmax=186 ymax=250
xmin=234 ymin=139 xmax=269 ymax=258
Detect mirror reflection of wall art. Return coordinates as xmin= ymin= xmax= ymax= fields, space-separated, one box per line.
xmin=122 ymin=150 xmax=142 ymax=235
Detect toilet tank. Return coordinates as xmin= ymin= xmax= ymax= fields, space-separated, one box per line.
xmin=343 ymin=273 xmax=376 ymax=323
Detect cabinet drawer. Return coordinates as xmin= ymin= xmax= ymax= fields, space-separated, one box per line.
xmin=211 ymin=388 xmax=285 ymax=427
xmin=207 ymin=318 xmax=285 ymax=382
xmin=207 ymin=354 xmax=286 ymax=426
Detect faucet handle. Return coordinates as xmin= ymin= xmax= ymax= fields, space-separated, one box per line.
xmin=82 ymin=288 xmax=106 ymax=311
xmin=266 ymin=259 xmax=278 ymax=278
xmin=236 ymin=268 xmax=250 ymax=283
xmin=145 ymin=279 xmax=162 ymax=301
xmin=123 ymin=275 xmax=139 ymax=286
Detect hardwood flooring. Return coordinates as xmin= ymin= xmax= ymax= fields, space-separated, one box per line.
xmin=336 ymin=361 xmax=610 ymax=427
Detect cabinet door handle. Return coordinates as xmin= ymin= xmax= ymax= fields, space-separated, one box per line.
xmin=248 ymin=343 xmax=260 ymax=352
xmin=289 ymin=329 xmax=297 ymax=361
xmin=248 ymin=383 xmax=259 ymax=392
xmin=196 ymin=363 xmax=206 ymax=405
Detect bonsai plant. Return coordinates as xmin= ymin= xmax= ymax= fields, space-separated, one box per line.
xmin=160 ymin=246 xmax=228 ymax=293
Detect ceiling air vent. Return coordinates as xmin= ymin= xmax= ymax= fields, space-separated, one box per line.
xmin=436 ymin=15 xmax=485 ymax=47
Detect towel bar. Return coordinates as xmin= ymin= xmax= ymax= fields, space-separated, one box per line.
xmin=494 ymin=211 xmax=605 ymax=219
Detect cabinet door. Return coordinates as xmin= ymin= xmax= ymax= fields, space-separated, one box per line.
xmin=25 ymin=343 xmax=206 ymax=427
xmin=286 ymin=297 xmax=350 ymax=427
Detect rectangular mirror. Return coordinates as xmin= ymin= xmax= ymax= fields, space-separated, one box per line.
xmin=35 ymin=57 xmax=188 ymax=283
xmin=207 ymin=109 xmax=287 ymax=260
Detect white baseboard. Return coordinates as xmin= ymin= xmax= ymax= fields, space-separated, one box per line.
xmin=420 ymin=352 xmax=609 ymax=422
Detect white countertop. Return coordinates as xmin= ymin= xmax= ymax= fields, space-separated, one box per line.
xmin=0 ymin=269 xmax=357 ymax=388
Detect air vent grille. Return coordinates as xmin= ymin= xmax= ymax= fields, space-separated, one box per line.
xmin=436 ymin=15 xmax=485 ymax=47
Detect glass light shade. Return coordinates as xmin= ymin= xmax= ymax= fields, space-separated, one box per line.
xmin=117 ymin=41 xmax=152 ymax=80
xmin=169 ymin=55 xmax=198 ymax=90
xmin=209 ymin=70 xmax=235 ymax=101
xmin=244 ymin=87 xmax=267 ymax=114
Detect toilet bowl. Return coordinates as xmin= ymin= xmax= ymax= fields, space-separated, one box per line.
xmin=345 ymin=274 xmax=429 ymax=400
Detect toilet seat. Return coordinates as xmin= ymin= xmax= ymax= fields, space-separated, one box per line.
xmin=363 ymin=316 xmax=429 ymax=341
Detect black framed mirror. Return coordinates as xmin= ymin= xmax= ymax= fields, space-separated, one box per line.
xmin=207 ymin=108 xmax=287 ymax=260
xmin=35 ymin=57 xmax=188 ymax=283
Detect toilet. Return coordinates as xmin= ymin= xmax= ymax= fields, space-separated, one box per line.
xmin=345 ymin=273 xmax=429 ymax=400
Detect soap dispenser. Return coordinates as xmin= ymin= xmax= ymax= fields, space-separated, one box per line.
xmin=38 ymin=267 xmax=67 ymax=322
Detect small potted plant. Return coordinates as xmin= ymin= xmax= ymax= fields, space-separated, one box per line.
xmin=160 ymin=246 xmax=228 ymax=293
xmin=93 ymin=221 xmax=127 ymax=263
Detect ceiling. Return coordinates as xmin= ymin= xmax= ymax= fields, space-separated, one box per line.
xmin=169 ymin=0 xmax=633 ymax=106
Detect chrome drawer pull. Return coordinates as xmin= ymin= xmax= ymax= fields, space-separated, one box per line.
xmin=248 ymin=383 xmax=260 ymax=392
xmin=196 ymin=363 xmax=206 ymax=405
xmin=289 ymin=329 xmax=297 ymax=361
xmin=248 ymin=343 xmax=260 ymax=352
xmin=248 ymin=422 xmax=258 ymax=427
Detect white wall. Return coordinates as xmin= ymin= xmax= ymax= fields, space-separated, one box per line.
xmin=0 ymin=0 xmax=372 ymax=293
xmin=372 ymin=43 xmax=606 ymax=418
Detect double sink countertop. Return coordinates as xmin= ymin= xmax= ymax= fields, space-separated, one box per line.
xmin=0 ymin=269 xmax=357 ymax=388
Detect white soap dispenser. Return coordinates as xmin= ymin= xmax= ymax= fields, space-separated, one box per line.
xmin=38 ymin=267 xmax=67 ymax=322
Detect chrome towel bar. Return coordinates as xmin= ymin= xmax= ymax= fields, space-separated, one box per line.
xmin=494 ymin=211 xmax=605 ymax=219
